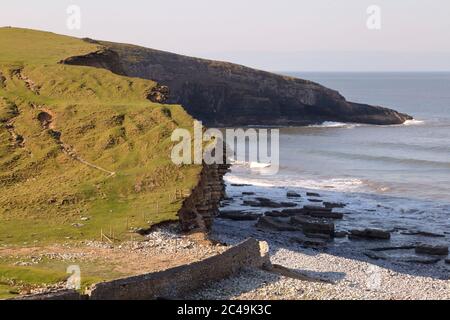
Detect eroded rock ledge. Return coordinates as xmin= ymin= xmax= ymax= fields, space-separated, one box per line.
xmin=178 ymin=163 xmax=230 ymax=232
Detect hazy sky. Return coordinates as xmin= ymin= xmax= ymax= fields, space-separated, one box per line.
xmin=2 ymin=0 xmax=450 ymax=71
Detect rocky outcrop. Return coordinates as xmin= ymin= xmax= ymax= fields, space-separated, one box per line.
xmin=177 ymin=162 xmax=230 ymax=232
xmin=62 ymin=40 xmax=412 ymax=127
xmin=349 ymin=228 xmax=391 ymax=240
xmin=61 ymin=48 xmax=127 ymax=76
xmin=415 ymin=244 xmax=449 ymax=256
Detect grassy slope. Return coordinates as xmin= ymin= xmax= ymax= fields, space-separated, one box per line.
xmin=0 ymin=28 xmax=201 ymax=297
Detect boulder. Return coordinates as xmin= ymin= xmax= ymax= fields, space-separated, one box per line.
xmin=334 ymin=231 xmax=348 ymax=238
xmin=307 ymin=211 xmax=343 ymax=219
xmin=370 ymin=245 xmax=416 ymax=252
xmin=290 ymin=236 xmax=327 ymax=248
xmin=364 ymin=251 xmax=387 ymax=260
xmin=290 ymin=216 xmax=334 ymax=236
xmin=415 ymin=244 xmax=449 ymax=256
xmin=303 ymin=232 xmax=332 ymax=240
xmin=280 ymin=202 xmax=298 ymax=208
xmin=306 ymin=192 xmax=321 ymax=197
xmin=286 ymin=191 xmax=301 ymax=198
xmin=349 ymin=228 xmax=391 ymax=240
xmin=264 ymin=211 xmax=290 ymax=218
xmin=242 ymin=192 xmax=255 ymax=196
xmin=218 ymin=211 xmax=259 ymax=221
xmin=244 ymin=198 xmax=297 ymax=208
xmin=400 ymin=256 xmax=441 ymax=264
xmin=303 ymin=205 xmax=332 ymax=212
xmin=243 ymin=200 xmax=261 ymax=207
xmin=400 ymin=231 xmax=446 ymax=238
xmin=281 ymin=208 xmax=306 ymax=215
xmin=255 ymin=216 xmax=300 ymax=232
xmin=323 ymin=202 xmax=347 ymax=209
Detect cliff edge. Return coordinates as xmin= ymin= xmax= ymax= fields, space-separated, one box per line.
xmin=64 ymin=40 xmax=412 ymax=126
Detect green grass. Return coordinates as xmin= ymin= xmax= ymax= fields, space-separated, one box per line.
xmin=0 ymin=27 xmax=204 ymax=297
xmin=0 ymin=27 xmax=202 ymax=246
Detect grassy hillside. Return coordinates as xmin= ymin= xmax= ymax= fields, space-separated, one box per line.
xmin=0 ymin=27 xmax=201 ymax=247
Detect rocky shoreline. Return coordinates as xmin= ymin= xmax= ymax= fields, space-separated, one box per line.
xmin=183 ymin=180 xmax=450 ymax=299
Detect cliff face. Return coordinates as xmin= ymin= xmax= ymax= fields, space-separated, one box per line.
xmin=64 ymin=41 xmax=412 ymax=126
xmin=178 ymin=163 xmax=230 ymax=232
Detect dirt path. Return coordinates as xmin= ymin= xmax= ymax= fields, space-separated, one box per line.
xmin=0 ymin=231 xmax=225 ymax=277
xmin=34 ymin=106 xmax=116 ymax=177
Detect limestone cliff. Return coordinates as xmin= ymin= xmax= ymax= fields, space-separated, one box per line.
xmin=63 ymin=40 xmax=412 ymax=127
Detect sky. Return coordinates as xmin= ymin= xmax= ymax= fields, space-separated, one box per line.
xmin=1 ymin=0 xmax=450 ymax=71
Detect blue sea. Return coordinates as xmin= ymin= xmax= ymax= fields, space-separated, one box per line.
xmin=225 ymin=72 xmax=450 ymax=237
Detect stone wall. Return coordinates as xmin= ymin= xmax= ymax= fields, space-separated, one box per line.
xmin=12 ymin=238 xmax=269 ymax=300
xmin=11 ymin=289 xmax=87 ymax=300
xmin=177 ymin=162 xmax=230 ymax=232
xmin=88 ymin=238 xmax=269 ymax=300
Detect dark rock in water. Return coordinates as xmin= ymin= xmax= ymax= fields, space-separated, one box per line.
xmin=255 ymin=197 xmax=272 ymax=202
xmin=370 ymin=245 xmax=416 ymax=252
xmin=231 ymin=184 xmax=252 ymax=187
xmin=256 ymin=216 xmax=300 ymax=232
xmin=265 ymin=211 xmax=290 ymax=218
xmin=415 ymin=244 xmax=449 ymax=256
xmin=307 ymin=211 xmax=343 ymax=219
xmin=306 ymin=192 xmax=321 ymax=197
xmin=364 ymin=251 xmax=387 ymax=260
xmin=245 ymin=197 xmax=296 ymax=208
xmin=308 ymin=212 xmax=344 ymax=219
xmin=304 ymin=232 xmax=332 ymax=240
xmin=308 ymin=199 xmax=323 ymax=203
xmin=290 ymin=216 xmax=335 ymax=236
xmin=243 ymin=200 xmax=261 ymax=207
xmin=290 ymin=236 xmax=327 ymax=248
xmin=400 ymin=231 xmax=446 ymax=238
xmin=349 ymin=228 xmax=391 ymax=240
xmin=242 ymin=192 xmax=255 ymax=195
xmin=323 ymin=202 xmax=347 ymax=209
xmin=280 ymin=202 xmax=298 ymax=208
xmin=303 ymin=205 xmax=332 ymax=212
xmin=334 ymin=231 xmax=348 ymax=238
xmin=281 ymin=208 xmax=306 ymax=215
xmin=286 ymin=191 xmax=301 ymax=198
xmin=399 ymin=256 xmax=441 ymax=264
xmin=218 ymin=211 xmax=259 ymax=221
xmin=445 ymin=259 xmax=450 ymax=264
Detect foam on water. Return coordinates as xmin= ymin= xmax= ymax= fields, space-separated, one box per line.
xmin=307 ymin=121 xmax=361 ymax=129
xmin=403 ymin=119 xmax=425 ymax=126
xmin=225 ymin=174 xmax=366 ymax=193
xmin=223 ymin=171 xmax=450 ymax=239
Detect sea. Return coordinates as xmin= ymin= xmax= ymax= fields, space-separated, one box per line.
xmin=224 ymin=72 xmax=450 ymax=238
